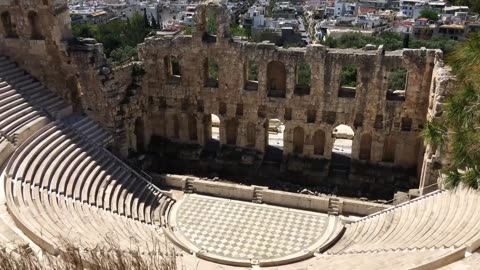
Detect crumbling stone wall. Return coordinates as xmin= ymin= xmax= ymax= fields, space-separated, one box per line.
xmin=133 ymin=1 xmax=438 ymax=174
xmin=0 ymin=0 xmax=73 ymax=101
xmin=0 ymin=0 xmax=139 ymax=155
xmin=419 ymin=54 xmax=456 ymax=194
xmin=0 ymin=0 xmax=449 ymax=190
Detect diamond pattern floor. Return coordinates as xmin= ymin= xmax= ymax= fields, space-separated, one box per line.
xmin=176 ymin=194 xmax=329 ymax=260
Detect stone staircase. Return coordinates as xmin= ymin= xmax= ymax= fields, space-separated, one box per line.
xmin=252 ymin=186 xmax=264 ymax=204
xmin=184 ymin=177 xmax=195 ymax=194
xmin=328 ymin=197 xmax=341 ymax=216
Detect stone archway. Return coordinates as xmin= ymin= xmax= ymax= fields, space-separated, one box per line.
xmin=265 ymin=119 xmax=285 ymax=162
xmin=28 ymin=11 xmax=43 ymax=40
xmin=383 ymin=135 xmax=397 ymax=163
xmin=210 ymin=114 xmax=220 ymax=141
xmin=313 ymin=129 xmax=325 ymax=156
xmin=292 ymin=127 xmax=304 ymax=154
xmin=330 ymin=124 xmax=355 ymax=178
xmin=225 ymin=119 xmax=238 ymax=145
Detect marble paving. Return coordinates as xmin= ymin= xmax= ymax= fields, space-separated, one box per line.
xmin=176 ymin=194 xmax=329 ymax=260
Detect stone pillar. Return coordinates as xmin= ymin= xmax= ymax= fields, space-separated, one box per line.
xmin=351 ymin=132 xmax=361 ymax=160
xmin=256 ymin=119 xmax=267 ymax=153
xmin=324 ymin=127 xmax=334 ymax=159
xmin=285 ymin=63 xmax=296 ymax=99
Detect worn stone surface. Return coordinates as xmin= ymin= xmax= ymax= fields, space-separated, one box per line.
xmin=0 ymin=0 xmax=452 ymax=192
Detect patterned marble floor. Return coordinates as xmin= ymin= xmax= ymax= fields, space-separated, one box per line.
xmin=175 ymin=194 xmax=329 ymax=261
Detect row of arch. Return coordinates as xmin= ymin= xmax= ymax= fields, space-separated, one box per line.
xmin=163 ymin=54 xmax=408 ymax=99
xmin=1 ymin=11 xmax=44 ymax=39
xmin=136 ymin=113 xmax=399 ymax=163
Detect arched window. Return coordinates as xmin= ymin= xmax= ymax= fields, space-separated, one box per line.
xmin=338 ymin=64 xmax=357 ymax=98
xmin=292 ymin=127 xmax=304 ymax=154
xmin=359 ymin=134 xmax=372 ymax=161
xmin=294 ymin=63 xmax=311 ymax=96
xmin=226 ymin=119 xmax=238 ymax=145
xmin=28 ymin=11 xmax=43 ymax=40
xmin=267 ymin=61 xmax=286 ymax=98
xmin=204 ymin=57 xmax=219 ymax=88
xmin=382 ymin=135 xmax=397 ymax=162
xmin=1 ymin=11 xmax=17 ymax=38
xmin=313 ymin=130 xmax=325 ymax=155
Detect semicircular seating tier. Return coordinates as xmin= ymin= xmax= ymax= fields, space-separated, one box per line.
xmin=1 ymin=54 xmax=480 ymax=269
xmin=326 ymin=189 xmax=480 ymax=255
xmin=3 ymin=122 xmax=175 ymax=254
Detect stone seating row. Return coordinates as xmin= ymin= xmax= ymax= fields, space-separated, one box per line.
xmin=0 ymin=56 xmax=72 ymax=122
xmin=4 ymin=123 xmax=175 ymax=253
xmin=306 ymin=248 xmax=464 ymax=270
xmin=65 ymin=114 xmax=113 ymax=147
xmin=327 ymin=189 xmax=480 ymax=254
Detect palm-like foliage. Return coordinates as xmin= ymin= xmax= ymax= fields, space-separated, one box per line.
xmin=424 ymin=33 xmax=480 ymax=189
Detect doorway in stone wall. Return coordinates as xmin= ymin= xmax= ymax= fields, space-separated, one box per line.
xmin=204 ymin=114 xmax=221 ymax=155
xmin=329 ymin=124 xmax=354 ymax=178
xmin=264 ymin=119 xmax=285 ymax=162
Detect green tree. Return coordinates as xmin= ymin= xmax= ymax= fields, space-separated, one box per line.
xmin=421 ymin=33 xmax=480 ymax=189
xmin=419 ymin=9 xmax=439 ymax=21
xmin=72 ymin=24 xmax=98 ymax=38
xmin=207 ymin=13 xmax=217 ymax=35
xmin=109 ymin=46 xmax=137 ymax=65
xmin=124 ymin=13 xmax=150 ymax=47
xmin=322 ymin=31 xmax=458 ymax=54
xmin=340 ymin=65 xmax=357 ymax=87
xmin=297 ymin=64 xmax=311 ymax=86
xmin=388 ymin=68 xmax=408 ymax=90
xmin=71 ymin=12 xmax=150 ymax=65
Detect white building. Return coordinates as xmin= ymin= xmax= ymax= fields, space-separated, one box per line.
xmin=400 ymin=0 xmax=423 ymax=18
xmin=334 ymin=0 xmax=356 ymax=17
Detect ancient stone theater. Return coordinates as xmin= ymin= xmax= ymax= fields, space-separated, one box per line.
xmin=0 ymin=0 xmax=478 ymax=269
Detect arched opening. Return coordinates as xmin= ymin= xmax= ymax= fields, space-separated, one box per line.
xmin=359 ymin=134 xmax=372 ymax=161
xmin=387 ymin=68 xmax=408 ymax=101
xmin=225 ymin=119 xmax=238 ymax=145
xmin=246 ymin=122 xmax=256 ymax=147
xmin=383 ymin=135 xmax=397 ymax=163
xmin=28 ymin=11 xmax=43 ymax=40
xmin=134 ymin=118 xmax=145 ymax=153
xmin=313 ymin=130 xmax=325 ymax=155
xmin=210 ymin=114 xmax=220 ymax=141
xmin=267 ymin=61 xmax=286 ymax=98
xmin=292 ymin=127 xmax=304 ymax=154
xmin=244 ymin=60 xmax=258 ymax=91
xmin=1 ymin=11 xmax=17 ymax=38
xmin=204 ymin=57 xmax=219 ymax=88
xmin=265 ymin=119 xmax=285 ymax=162
xmin=164 ymin=55 xmax=181 ymax=84
xmin=294 ymin=63 xmax=311 ymax=96
xmin=173 ymin=115 xmax=180 ymax=139
xmin=330 ymin=124 xmax=354 ymax=177
xmin=338 ymin=64 xmax=357 ymax=98
xmin=188 ymin=115 xmax=197 ymax=141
